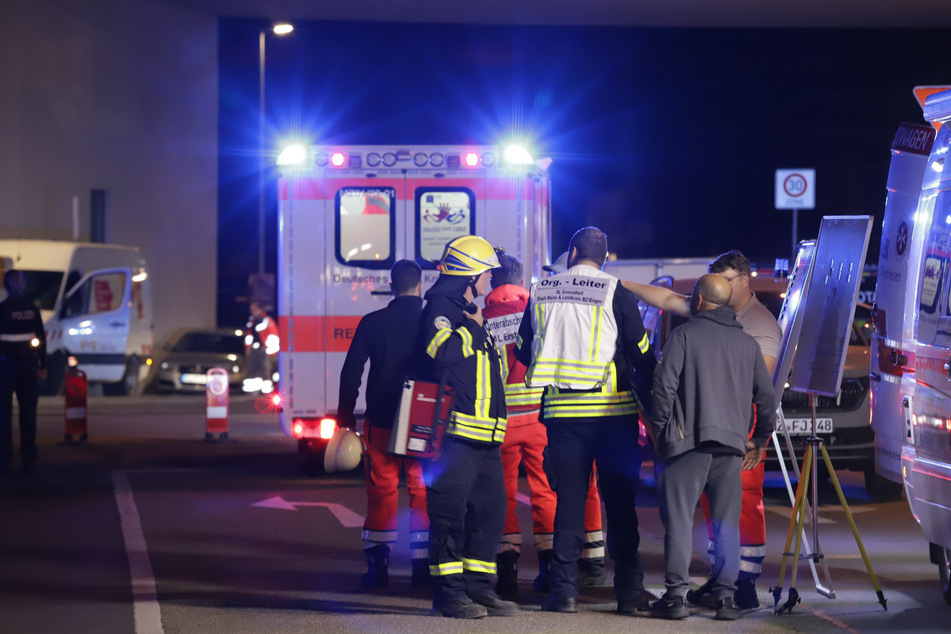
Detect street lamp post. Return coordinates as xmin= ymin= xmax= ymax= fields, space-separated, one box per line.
xmin=257 ymin=23 xmax=293 ymax=276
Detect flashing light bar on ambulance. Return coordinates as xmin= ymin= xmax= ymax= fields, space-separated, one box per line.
xmin=275 ymin=143 xmax=540 ymax=171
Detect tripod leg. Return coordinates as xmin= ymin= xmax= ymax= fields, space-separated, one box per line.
xmin=775 ymin=444 xmax=812 ymax=614
xmin=819 ymin=444 xmax=888 ymax=611
xmin=772 ymin=439 xmax=809 ymax=607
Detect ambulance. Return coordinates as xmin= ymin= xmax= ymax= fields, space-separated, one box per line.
xmin=0 ymin=240 xmax=153 ymax=395
xmin=274 ymin=144 xmax=551 ymax=472
xmin=870 ymin=86 xmax=951 ymax=603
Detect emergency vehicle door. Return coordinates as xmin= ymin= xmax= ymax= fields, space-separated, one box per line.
xmin=324 ymin=178 xmax=405 ymax=418
xmin=406 ymin=176 xmax=482 ymax=288
xmin=57 ymin=267 xmax=132 ymax=381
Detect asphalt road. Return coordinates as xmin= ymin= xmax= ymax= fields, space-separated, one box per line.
xmin=0 ymin=394 xmax=948 ymax=633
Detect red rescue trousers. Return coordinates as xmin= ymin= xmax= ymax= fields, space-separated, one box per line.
xmin=362 ymin=424 xmax=430 ymax=560
xmin=499 ymin=414 xmax=603 ymax=556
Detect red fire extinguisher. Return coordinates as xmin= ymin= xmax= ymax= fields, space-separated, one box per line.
xmin=205 ymin=367 xmax=229 ymax=441
xmin=64 ymin=367 xmax=88 ymax=443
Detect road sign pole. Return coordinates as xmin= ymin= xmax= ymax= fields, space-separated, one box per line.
xmin=792 ymin=209 xmax=798 ymax=261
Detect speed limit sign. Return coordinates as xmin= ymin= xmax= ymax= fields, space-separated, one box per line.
xmin=775 ymin=169 xmax=815 ymax=209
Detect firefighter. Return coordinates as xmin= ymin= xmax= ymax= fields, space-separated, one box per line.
xmin=486 ymin=253 xmax=605 ymax=597
xmin=515 ymin=227 xmax=657 ymax=615
xmin=413 ymin=235 xmax=517 ymax=619
xmin=337 ymin=259 xmax=429 ymax=589
xmin=243 ymin=301 xmax=279 ymax=394
xmin=621 ymin=249 xmax=781 ymax=610
xmin=0 ymin=270 xmax=47 ymax=474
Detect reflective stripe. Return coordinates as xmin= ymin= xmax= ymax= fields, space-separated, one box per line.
xmin=362 ymin=529 xmax=397 ymax=545
xmin=426 ymin=328 xmax=453 ymax=358
xmin=457 ymin=327 xmax=474 ymax=358
xmin=410 ymin=531 xmax=429 ymax=544
xmin=636 ymin=331 xmax=650 ymax=354
xmin=206 ymin=406 xmax=227 ymax=419
xmin=739 ymin=544 xmax=766 ymax=558
xmin=499 ymin=532 xmax=522 ymax=553
xmin=0 ymin=333 xmax=35 ymax=342
xmin=430 ymin=561 xmax=464 ymax=576
xmin=66 ymin=407 xmax=86 ymax=420
xmin=411 ymin=548 xmax=430 ymax=560
xmin=463 ymin=558 xmax=497 ymax=575
xmin=534 ymin=533 xmax=554 ymax=552
xmin=582 ymin=546 xmax=605 ymax=559
xmin=739 ymin=560 xmax=763 ymax=574
xmin=585 ymin=531 xmax=604 ymax=542
xmin=448 ymin=411 xmax=507 ymax=444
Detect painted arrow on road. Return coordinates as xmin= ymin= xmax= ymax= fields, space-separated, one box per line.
xmin=252 ymin=496 xmax=365 ymax=528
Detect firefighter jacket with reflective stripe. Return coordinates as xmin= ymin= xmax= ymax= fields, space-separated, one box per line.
xmin=0 ymin=295 xmax=46 ymax=369
xmin=483 ymin=284 xmax=543 ymax=422
xmin=414 ymin=277 xmax=507 ymax=445
xmin=514 ymin=264 xmax=655 ymax=420
xmin=337 ymin=295 xmax=424 ymax=430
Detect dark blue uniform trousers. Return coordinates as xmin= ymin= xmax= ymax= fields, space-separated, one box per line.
xmin=0 ymin=356 xmax=38 ymax=469
xmin=423 ymin=436 xmax=506 ymax=605
xmin=545 ymin=415 xmax=645 ymax=602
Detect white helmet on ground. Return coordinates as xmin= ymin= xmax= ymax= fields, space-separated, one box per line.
xmin=324 ymin=427 xmax=364 ymax=473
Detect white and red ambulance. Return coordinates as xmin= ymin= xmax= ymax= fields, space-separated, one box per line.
xmin=274 ymin=144 xmax=552 ymax=471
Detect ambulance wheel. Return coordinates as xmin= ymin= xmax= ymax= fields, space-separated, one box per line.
xmin=933 ymin=543 xmax=951 ymax=605
xmin=299 ymin=439 xmax=325 ymax=477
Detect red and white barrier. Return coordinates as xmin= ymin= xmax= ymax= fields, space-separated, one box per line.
xmin=205 ymin=368 xmax=229 ymax=441
xmin=64 ymin=367 xmax=88 ymax=442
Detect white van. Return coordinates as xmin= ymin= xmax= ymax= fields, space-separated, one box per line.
xmin=870 ymin=88 xmax=951 ymax=603
xmin=0 ymin=240 xmax=153 ymax=395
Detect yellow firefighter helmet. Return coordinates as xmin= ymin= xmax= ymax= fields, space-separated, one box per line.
xmin=439 ymin=235 xmax=501 ymax=276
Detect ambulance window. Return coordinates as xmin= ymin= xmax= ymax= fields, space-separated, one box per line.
xmin=335 ymin=187 xmax=396 ymax=270
xmin=917 ymin=189 xmax=951 ymax=347
xmin=415 ymin=188 xmax=476 ymax=268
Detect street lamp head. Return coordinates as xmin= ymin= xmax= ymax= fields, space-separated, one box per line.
xmin=273 ymin=23 xmax=293 ymax=35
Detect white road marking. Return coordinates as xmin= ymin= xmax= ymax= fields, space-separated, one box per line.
xmin=252 ymin=496 xmax=365 ymax=527
xmin=112 ymin=471 xmax=164 ymax=634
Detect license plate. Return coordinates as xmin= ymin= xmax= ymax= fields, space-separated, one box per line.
xmin=780 ymin=418 xmax=833 ymax=435
xmin=180 ymin=373 xmax=208 ymax=385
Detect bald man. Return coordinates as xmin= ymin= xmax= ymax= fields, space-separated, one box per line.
xmin=649 ymin=274 xmax=776 ymax=621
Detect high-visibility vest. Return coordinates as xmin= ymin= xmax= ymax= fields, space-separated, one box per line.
xmin=525 ymin=265 xmax=620 ymax=390
xmin=524 ymin=265 xmax=641 ymax=419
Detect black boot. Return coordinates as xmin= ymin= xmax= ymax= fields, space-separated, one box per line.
xmin=496 ymin=551 xmax=519 ymax=597
xmin=734 ymin=578 xmax=759 ymax=609
xmin=411 ymin=558 xmax=431 ymax=588
xmin=578 ymin=557 xmax=606 ymax=588
xmin=360 ymin=544 xmax=389 ymax=588
xmin=534 ymin=549 xmax=553 ymax=592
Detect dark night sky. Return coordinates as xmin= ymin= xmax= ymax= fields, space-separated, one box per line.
xmin=217 ymin=18 xmax=950 ymax=325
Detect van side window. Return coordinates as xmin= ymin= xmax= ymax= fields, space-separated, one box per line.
xmin=916 ymin=127 xmax=950 ymax=347
xmin=63 ymin=272 xmax=127 ymax=318
xmin=415 ymin=188 xmax=476 ymax=268
xmin=335 ymin=187 xmax=395 ymax=270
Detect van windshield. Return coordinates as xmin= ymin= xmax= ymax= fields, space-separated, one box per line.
xmin=19 ymin=270 xmax=64 ymax=310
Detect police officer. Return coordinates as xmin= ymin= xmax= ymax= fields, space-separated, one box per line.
xmin=337 ymin=259 xmax=430 ymax=589
xmin=515 ymin=227 xmax=656 ymax=614
xmin=414 ymin=235 xmax=517 ymax=619
xmin=0 ymin=270 xmax=47 ymax=474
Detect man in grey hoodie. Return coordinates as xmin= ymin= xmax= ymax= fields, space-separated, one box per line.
xmin=649 ymin=274 xmax=776 ymax=621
